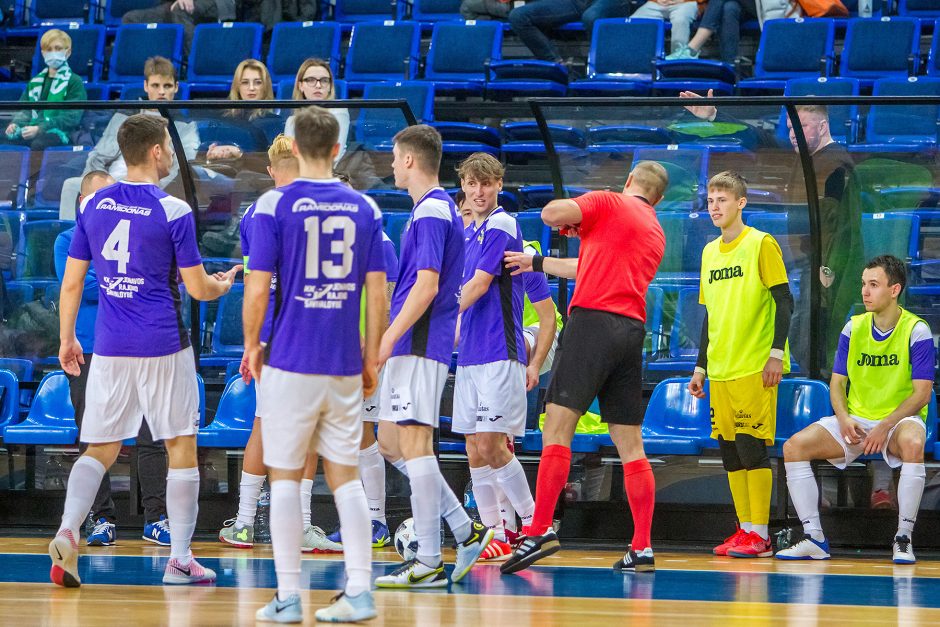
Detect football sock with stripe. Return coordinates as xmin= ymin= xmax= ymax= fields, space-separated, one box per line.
xmin=358 ymin=442 xmax=387 ymax=525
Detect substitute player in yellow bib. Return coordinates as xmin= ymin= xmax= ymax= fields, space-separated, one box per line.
xmin=689 ymin=171 xmax=793 ymax=559
xmin=776 ymin=255 xmax=934 ymax=564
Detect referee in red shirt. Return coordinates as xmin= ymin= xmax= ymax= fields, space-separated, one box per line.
xmin=501 ymin=161 xmax=668 ymax=574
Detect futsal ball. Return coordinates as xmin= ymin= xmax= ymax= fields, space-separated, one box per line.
xmin=395 ymin=518 xmax=419 ymax=561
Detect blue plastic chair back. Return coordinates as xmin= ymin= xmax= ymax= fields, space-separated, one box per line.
xmin=16 ymin=219 xmax=75 ymax=280
xmin=641 ymin=376 xmax=712 ymax=440
xmin=110 ymin=23 xmax=184 ymax=82
xmin=31 ymin=24 xmax=105 ymax=82
xmin=411 ymin=0 xmax=462 ymax=21
xmin=899 ymin=0 xmax=940 ymax=18
xmin=631 ymin=145 xmax=709 ymax=209
xmin=32 ymin=146 xmax=90 ymax=210
xmin=775 ymin=378 xmax=832 ymax=442
xmin=0 ymin=369 xmax=18 ymax=429
xmin=211 ymin=283 xmax=245 ymax=356
xmin=0 ymin=147 xmax=29 ymax=210
xmin=753 ymin=18 xmax=834 ymax=79
xmin=840 ymin=17 xmax=921 ymax=81
xmin=657 ymin=211 xmax=715 ymax=277
xmin=384 ymin=213 xmax=411 ymax=255
xmin=861 ymin=212 xmax=921 ymax=260
xmin=332 ymin=0 xmax=403 ymax=22
xmin=865 ymin=77 xmax=940 ymax=146
xmin=346 ymin=21 xmax=421 ymax=83
xmin=198 ymin=376 xmax=256 ymax=447
xmin=425 ymin=21 xmax=502 ymax=83
xmin=0 ymin=358 xmax=34 ymax=382
xmin=187 ymin=23 xmax=263 ymax=84
xmin=514 ymin=213 xmax=550 ymax=254
xmin=267 ymin=21 xmax=342 ymax=82
xmin=23 ymin=0 xmax=89 ymax=26
xmin=779 ymin=77 xmax=860 ymax=144
xmin=357 ymin=81 xmax=434 ymax=147
xmin=588 ymin=18 xmax=664 ymax=79
xmin=0 ymin=83 xmax=25 ymax=102
xmin=3 ymin=371 xmax=76 ymax=445
xmin=668 ymin=288 xmax=706 ymax=359
xmin=103 ymin=0 xmax=161 ymax=26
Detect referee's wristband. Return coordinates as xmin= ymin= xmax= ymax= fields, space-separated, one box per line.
xmin=532 ymin=255 xmax=544 ymax=273
xmin=693 ymin=366 xmax=706 ymax=376
xmin=769 ymin=349 xmax=785 ymax=361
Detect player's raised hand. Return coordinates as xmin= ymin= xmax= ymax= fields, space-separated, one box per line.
xmin=504 ymin=251 xmax=534 ymax=276
xmin=245 ymin=344 xmax=264 ymax=383
xmin=363 ymin=361 xmax=378 ymax=397
xmin=59 ymin=338 xmax=85 ymax=377
xmin=680 ymin=89 xmax=716 ymax=121
xmin=688 ymin=371 xmax=706 ymax=399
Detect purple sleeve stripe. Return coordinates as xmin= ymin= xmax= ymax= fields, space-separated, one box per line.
xmin=832 ymin=334 xmax=851 ymax=376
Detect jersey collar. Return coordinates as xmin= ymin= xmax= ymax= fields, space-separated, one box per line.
xmin=468 ymin=205 xmax=504 ymax=239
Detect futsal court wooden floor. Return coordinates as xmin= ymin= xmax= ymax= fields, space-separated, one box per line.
xmin=2 ymin=538 xmax=939 ymax=625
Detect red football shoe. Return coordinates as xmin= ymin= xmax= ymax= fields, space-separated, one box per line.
xmin=727 ymin=531 xmax=773 ymax=558
xmin=713 ymin=526 xmax=748 ymax=556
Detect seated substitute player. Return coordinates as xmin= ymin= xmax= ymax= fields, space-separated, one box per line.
xmin=688 ymin=171 xmax=793 ymax=559
xmin=50 ymin=114 xmax=239 ymax=588
xmin=217 ymin=135 xmax=333 ymax=553
xmin=453 ymin=153 xmax=536 ymax=561
xmin=501 ymin=161 xmax=668 ymax=575
xmin=776 ymin=255 xmax=934 ymax=564
xmin=374 ymin=125 xmax=494 ymax=589
xmin=246 ymin=106 xmax=384 ymax=623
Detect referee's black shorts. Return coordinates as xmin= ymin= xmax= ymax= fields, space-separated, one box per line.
xmin=545 ymin=307 xmax=645 ymax=426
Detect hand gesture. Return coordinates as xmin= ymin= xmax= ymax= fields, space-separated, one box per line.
xmin=688 ymin=371 xmax=706 ymax=399
xmin=504 ymin=251 xmax=534 ymax=276
xmin=680 ymin=89 xmax=717 ymax=121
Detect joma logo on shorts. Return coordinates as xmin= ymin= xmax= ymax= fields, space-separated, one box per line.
xmin=708 ymin=266 xmax=744 ymax=284
xmin=856 ymin=353 xmax=900 ymax=367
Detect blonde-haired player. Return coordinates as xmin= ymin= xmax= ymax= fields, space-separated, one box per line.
xmin=689 ymin=171 xmax=793 ymax=558
xmin=217 ymin=134 xmax=334 ymax=553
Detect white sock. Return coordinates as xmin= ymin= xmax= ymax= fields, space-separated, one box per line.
xmin=785 ymin=461 xmax=824 ymax=542
xmin=494 ymin=456 xmax=535 ymax=529
xmin=300 ymin=478 xmax=314 ymax=527
xmin=741 ymin=522 xmax=753 ymax=533
xmin=391 ymin=457 xmax=408 ymax=478
xmin=440 ymin=475 xmax=472 ymax=544
xmin=236 ymin=471 xmax=265 ymax=526
xmin=59 ymin=456 xmax=107 ymax=538
xmin=270 ymin=480 xmax=302 ymax=600
xmin=752 ymin=524 xmax=769 ymax=540
xmin=897 ymin=463 xmax=925 ymax=537
xmin=166 ymin=467 xmax=200 ymax=564
xmin=359 ymin=443 xmax=387 ymax=525
xmin=405 ymin=456 xmax=444 ymax=566
xmin=872 ymin=462 xmax=893 ymax=493
xmin=497 ymin=487 xmax=517 ymax=533
xmin=334 ymin=480 xmax=372 ymax=596
xmin=469 ymin=465 xmax=502 ymax=532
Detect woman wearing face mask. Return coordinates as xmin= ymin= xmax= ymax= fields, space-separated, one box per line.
xmin=284 ymin=59 xmax=349 ymax=161
xmin=4 ymin=29 xmax=86 ymax=151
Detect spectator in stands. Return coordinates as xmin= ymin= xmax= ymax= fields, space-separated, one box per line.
xmin=3 ymin=29 xmax=86 ymax=151
xmin=202 ymin=59 xmax=275 ymax=166
xmin=509 ymin=0 xmax=621 ymax=63
xmin=630 ymin=0 xmax=700 ymax=54
xmin=460 ymin=0 xmax=512 ymax=20
xmin=122 ymin=0 xmax=236 ymax=55
xmin=284 ymin=59 xmax=349 ymax=161
xmin=58 ymin=56 xmax=199 ymax=220
xmin=666 ymin=0 xmax=757 ymax=63
xmin=54 ymin=170 xmax=173 ymax=549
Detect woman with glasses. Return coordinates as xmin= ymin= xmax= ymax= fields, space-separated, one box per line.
xmin=284 ymin=59 xmax=349 ymax=161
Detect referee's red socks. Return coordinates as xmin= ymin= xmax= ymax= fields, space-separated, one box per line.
xmin=525 ymin=444 xmax=572 ymax=535
xmin=623 ymin=458 xmax=655 ymax=551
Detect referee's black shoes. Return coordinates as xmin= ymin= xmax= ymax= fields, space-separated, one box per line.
xmin=613 ymin=545 xmax=656 ymax=573
xmin=500 ymin=528 xmax=560 ymax=574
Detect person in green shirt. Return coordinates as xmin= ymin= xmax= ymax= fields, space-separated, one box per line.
xmin=4 ymin=29 xmax=86 ymax=151
xmin=777 ymin=255 xmax=935 ymax=564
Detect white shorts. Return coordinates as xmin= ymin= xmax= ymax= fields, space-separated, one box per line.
xmin=362 ymin=367 xmax=386 ymax=422
xmin=452 ymin=360 xmax=527 ymax=437
xmin=378 ymin=355 xmax=448 ymax=428
xmin=522 ymin=326 xmax=559 ymax=376
xmin=259 ymin=365 xmax=363 ymax=469
xmin=81 ymin=347 xmax=200 ymax=443
xmin=816 ymin=414 xmax=926 ymax=469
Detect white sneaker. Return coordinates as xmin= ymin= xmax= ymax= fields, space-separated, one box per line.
xmin=374 ymin=559 xmax=447 ymax=589
xmin=452 ymin=521 xmax=495 ymax=583
xmin=49 ymin=530 xmax=81 ymax=588
xmin=256 ymin=593 xmax=303 ymax=623
xmin=303 ymin=525 xmax=343 ymax=553
xmin=775 ymin=535 xmax=830 ymax=560
xmin=893 ymin=535 xmax=915 ymax=564
xmin=314 ymin=591 xmax=378 ymax=622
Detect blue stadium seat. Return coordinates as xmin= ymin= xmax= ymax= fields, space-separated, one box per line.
xmin=5 ymin=281 xmax=36 ymax=309
xmin=639 ymin=377 xmax=712 ymax=454
xmin=2 ymin=371 xmax=76 ymax=445
xmin=927 ymin=21 xmax=940 ymax=77
xmin=0 ymin=358 xmax=33 ymax=382
xmin=267 ymin=21 xmax=342 ymax=83
xmin=187 ymin=23 xmax=263 ymax=89
xmin=586 ymin=125 xmax=673 ymax=154
xmin=899 ymin=0 xmax=940 ymax=18
xmin=0 ymin=146 xmax=29 ymax=210
xmin=225 ymin=360 xmax=242 ymax=381
xmin=850 ymin=77 xmax=940 ymax=152
xmin=839 ymin=17 xmax=920 ymax=88
xmin=345 ymin=21 xmax=421 ymax=93
xmin=409 ymin=0 xmax=462 ymax=23
xmin=102 ymin=0 xmax=161 ymax=30
xmin=738 ymin=18 xmax=835 ymax=94
xmin=195 ymin=118 xmax=270 ymax=154
xmin=433 ymin=121 xmax=502 ymax=158
xmin=653 ymin=59 xmax=736 ymax=96
xmin=197 ymin=376 xmax=255 ymax=448
xmin=518 ymin=184 xmax=589 ymax=210
xmin=82 ymin=82 xmax=111 ymax=101
xmin=0 ymin=83 xmax=25 ymax=101
xmin=486 ymin=60 xmax=569 ymax=99
xmin=513 ymin=212 xmax=550 ymax=254
xmin=31 ymin=24 xmax=105 ymax=83
xmin=861 ymin=211 xmax=921 ymax=261
xmin=569 ymin=18 xmax=664 ymax=96
xmin=384 ymin=212 xmax=411 ymax=255
xmin=119 ymin=81 xmax=190 ymax=101
xmin=210 ymin=283 xmax=244 ymax=357
xmin=502 ymin=122 xmax=585 ymax=165
xmin=646 ymin=287 xmax=705 ymax=371
xmin=19 ymin=0 xmax=90 ymax=27
xmin=423 ymin=21 xmax=502 ymax=96
xmin=772 ymin=378 xmax=832 ymax=451
xmin=0 ymin=369 xmax=18 ymax=430
xmin=631 ymin=145 xmax=709 ymax=210
xmin=357 ymin=81 xmax=434 ymax=149
xmin=109 ymin=23 xmax=184 ymax=83
xmin=328 ymin=0 xmax=404 ymax=23
xmin=31 ymin=146 xmax=89 ymax=210
xmin=777 ymin=77 xmax=861 ymax=145
xmin=15 ymin=219 xmax=74 ymax=280
xmin=0 ymin=209 xmax=26 ymax=278
xmin=368 ymin=189 xmax=413 ymax=212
